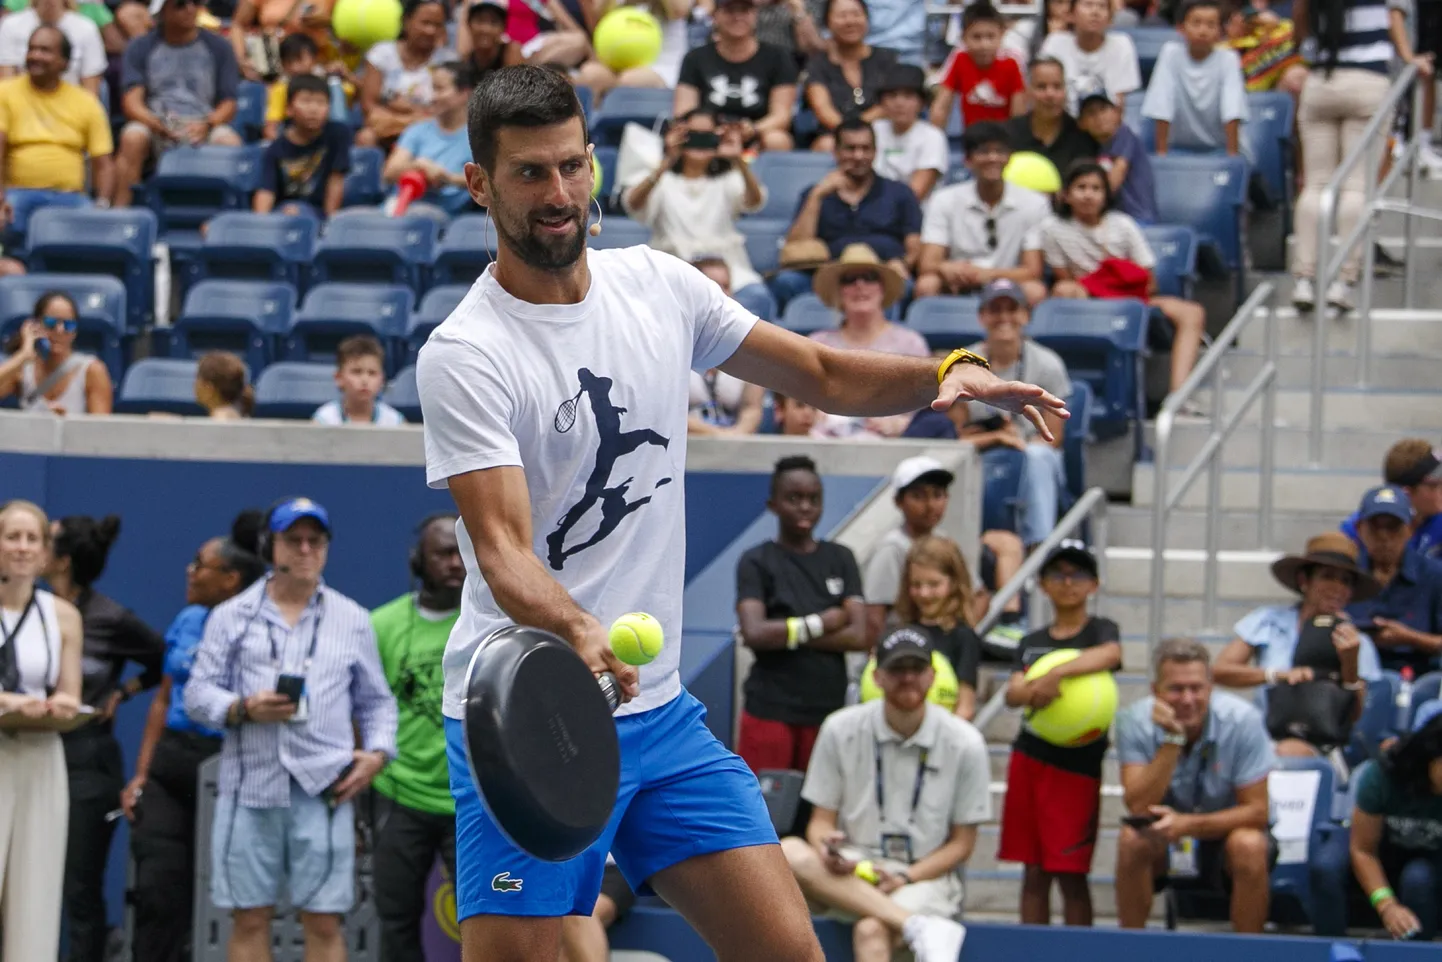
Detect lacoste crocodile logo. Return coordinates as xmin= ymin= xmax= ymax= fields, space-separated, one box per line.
xmin=491 ymin=872 xmax=523 ymax=892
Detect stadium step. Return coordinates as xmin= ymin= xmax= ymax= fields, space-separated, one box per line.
xmin=1217 ymin=349 xmax=1442 ymax=392
xmin=1099 ymin=596 xmax=1261 ymax=637
xmin=1204 ymin=385 xmax=1442 ymax=431
xmin=1107 ymin=504 xmax=1353 ymax=552
xmin=1234 ymin=306 xmax=1442 ymax=355
xmin=1131 ymin=463 xmax=1378 ymax=513
xmin=1142 ymin=422 xmax=1436 ymax=473
xmin=1101 ymin=547 xmax=1289 ymax=602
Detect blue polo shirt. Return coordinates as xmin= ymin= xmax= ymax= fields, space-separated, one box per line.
xmin=795 ymin=175 xmax=923 ymax=263
xmin=1346 ymin=547 xmax=1442 ymax=676
xmin=1342 ymin=511 xmax=1442 ymax=564
xmin=162 ymin=604 xmax=223 ymax=739
xmin=1233 ymin=602 xmax=1384 ymax=681
xmin=1116 ymin=691 xmax=1276 ymax=814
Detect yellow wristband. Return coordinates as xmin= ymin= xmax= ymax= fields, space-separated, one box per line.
xmin=937 ymin=348 xmax=990 ymax=385
xmin=786 ymin=618 xmax=801 ymax=649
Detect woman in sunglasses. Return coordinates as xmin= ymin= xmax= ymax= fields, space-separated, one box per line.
xmin=0 ymin=291 xmax=113 ymax=415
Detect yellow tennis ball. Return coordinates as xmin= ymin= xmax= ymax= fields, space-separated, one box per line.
xmin=331 ymin=0 xmax=402 ymax=51
xmin=1023 ymin=648 xmax=1119 ymax=747
xmin=854 ymin=859 xmax=878 ymax=884
xmin=1004 ymin=150 xmax=1062 ymax=194
xmin=609 ymin=612 xmax=664 ymax=666
xmin=858 ymin=651 xmax=959 ymax=711
xmin=591 ymin=152 xmax=603 ymax=200
xmin=592 ymin=7 xmax=662 ymax=73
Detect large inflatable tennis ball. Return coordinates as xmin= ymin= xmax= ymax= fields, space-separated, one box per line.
xmin=331 ymin=0 xmax=402 ymax=52
xmin=1023 ymin=648 xmax=1118 ymax=747
xmin=593 ymin=7 xmax=662 ymax=73
xmin=1004 ymin=150 xmax=1062 ymax=194
xmin=859 ymin=651 xmax=960 ymax=712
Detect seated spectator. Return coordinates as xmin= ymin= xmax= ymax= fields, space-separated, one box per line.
xmin=735 ymin=455 xmax=867 ymax=778
xmin=774 ymin=119 xmax=921 ymax=310
xmin=1000 ymin=540 xmax=1120 ymax=926
xmin=803 ymin=0 xmax=897 ymax=152
xmin=1224 ymin=3 xmax=1307 ymax=95
xmin=1035 ymin=161 xmax=1205 ymax=397
xmin=576 ymin=0 xmax=694 ymax=95
xmin=115 ymin=0 xmax=241 ymax=208
xmin=772 ymin=391 xmax=820 ymax=435
xmin=0 ymin=290 xmax=112 ymax=414
xmin=1115 ymin=637 xmax=1276 ymax=933
xmin=1005 ymin=58 xmax=1099 ymax=176
xmin=690 ymin=260 xmax=766 ymax=434
xmin=1214 ymin=532 xmax=1383 ymax=757
xmin=957 ymin=280 xmax=1070 ymax=549
xmin=454 ymin=0 xmax=523 ymax=87
xmin=380 ymin=62 xmax=473 ymax=221
xmin=1039 ymin=0 xmax=1141 ymax=113
xmin=560 ymin=856 xmax=639 ymax=962
xmin=915 ymin=121 xmax=1050 ymax=303
xmin=870 ymin=65 xmax=947 ymax=203
xmin=1076 ymin=89 xmax=1156 ymax=224
xmin=625 ymin=110 xmax=775 ymax=317
xmin=1346 ymin=486 xmax=1442 ymax=677
xmin=254 ymin=74 xmax=349 ymax=219
xmin=263 ymin=33 xmax=356 ymax=142
xmin=194 ymin=350 xmax=253 ymax=420
xmin=860 ymin=0 xmax=925 ymax=67
xmin=312 ymin=334 xmax=406 ymax=426
xmin=1342 ymin=439 xmax=1442 ymax=562
xmin=0 ymin=0 xmax=105 ymax=94
xmin=0 ymin=25 xmax=115 ymax=236
xmin=358 ymin=0 xmax=454 ymax=146
xmin=930 ymin=2 xmax=1026 ymax=129
xmin=1143 ymin=0 xmax=1248 ymax=158
xmin=780 ymin=626 xmax=986 ymax=962
xmin=227 ymin=0 xmax=356 ymax=83
xmin=675 ymin=0 xmax=797 ymax=153
xmin=1114 ymin=0 xmax=1169 ymax=26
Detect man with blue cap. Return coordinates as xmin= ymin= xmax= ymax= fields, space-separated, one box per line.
xmin=1347 ymin=485 xmax=1442 ymax=677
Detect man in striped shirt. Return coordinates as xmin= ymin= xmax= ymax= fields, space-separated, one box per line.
xmin=185 ymin=497 xmax=398 ymax=962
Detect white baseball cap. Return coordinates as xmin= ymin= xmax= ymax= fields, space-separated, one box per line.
xmin=891 ymin=455 xmax=955 ymax=495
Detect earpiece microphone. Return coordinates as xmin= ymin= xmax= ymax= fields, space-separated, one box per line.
xmin=588 ymin=198 xmax=603 ymax=237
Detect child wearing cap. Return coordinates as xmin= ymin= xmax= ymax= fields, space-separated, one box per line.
xmin=1345 ymin=485 xmax=1442 ymax=677
xmin=1141 ymin=0 xmax=1248 ymax=158
xmin=863 ymin=456 xmax=956 ymax=643
xmin=1342 ymin=439 xmax=1442 ymax=563
xmin=998 ymin=540 xmax=1121 ymax=925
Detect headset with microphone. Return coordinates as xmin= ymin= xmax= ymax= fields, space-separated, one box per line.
xmin=259 ymin=497 xmax=332 ymax=576
xmin=588 ymin=197 xmax=603 ymax=238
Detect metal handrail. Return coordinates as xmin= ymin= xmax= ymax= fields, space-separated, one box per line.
xmin=972 ymin=486 xmax=1109 ymax=735
xmin=1148 ymin=282 xmax=1279 ymax=647
xmin=1309 ymin=66 xmax=1426 ymax=463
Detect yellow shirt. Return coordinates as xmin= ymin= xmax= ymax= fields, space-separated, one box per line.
xmin=266 ymin=75 xmax=357 ymax=123
xmin=0 ymin=76 xmax=111 ymax=192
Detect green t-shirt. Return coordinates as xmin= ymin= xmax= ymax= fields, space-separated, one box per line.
xmin=3 ymin=0 xmax=114 ymax=26
xmin=1356 ymin=761 xmax=1442 ymax=854
xmin=369 ymin=594 xmax=458 ymax=816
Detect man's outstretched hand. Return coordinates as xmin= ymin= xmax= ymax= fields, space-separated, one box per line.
xmin=933 ymin=363 xmax=1070 ymax=442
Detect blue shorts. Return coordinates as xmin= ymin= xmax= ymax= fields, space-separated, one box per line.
xmin=444 ymin=689 xmax=777 ymax=920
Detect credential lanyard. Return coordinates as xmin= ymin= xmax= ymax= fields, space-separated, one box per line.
xmin=875 ymin=742 xmax=929 ymax=825
xmin=266 ymin=595 xmax=325 ymax=676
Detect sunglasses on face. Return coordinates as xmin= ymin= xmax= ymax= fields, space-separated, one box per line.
xmin=41 ymin=316 xmax=76 ymax=333
xmin=840 ymin=271 xmax=881 ymax=286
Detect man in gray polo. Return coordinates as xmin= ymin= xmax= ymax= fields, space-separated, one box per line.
xmin=780 ymin=627 xmax=990 ymax=962
xmin=1114 ymin=637 xmax=1276 ymax=933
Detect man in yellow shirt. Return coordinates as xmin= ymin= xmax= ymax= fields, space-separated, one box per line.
xmin=0 ymin=24 xmax=113 ymax=236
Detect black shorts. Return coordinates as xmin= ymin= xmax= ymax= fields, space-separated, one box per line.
xmin=599 ymin=862 xmax=637 ymax=922
xmin=1152 ymin=833 xmax=1280 ymax=893
xmin=1418 ymin=0 xmax=1442 ymax=60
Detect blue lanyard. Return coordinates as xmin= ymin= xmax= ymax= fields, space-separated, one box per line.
xmin=875 ymin=741 xmax=930 ymax=824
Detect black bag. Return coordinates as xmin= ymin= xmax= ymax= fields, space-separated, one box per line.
xmin=1265 ymin=678 xmax=1357 ymax=748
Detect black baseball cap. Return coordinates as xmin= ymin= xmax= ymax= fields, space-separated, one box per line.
xmin=876 ymin=626 xmax=934 ymax=670
xmin=1040 ymin=538 xmax=1099 ymax=578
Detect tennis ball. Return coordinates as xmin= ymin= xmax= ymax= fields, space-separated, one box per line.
xmin=1004 ymin=150 xmax=1062 ymax=194
xmin=858 ymin=651 xmax=959 ymax=711
xmin=592 ymin=7 xmax=663 ymax=73
xmin=591 ymin=152 xmax=603 ymax=200
xmin=1023 ymin=648 xmax=1119 ymax=747
xmin=609 ymin=612 xmax=664 ymax=666
xmin=331 ymin=0 xmax=402 ymax=52
xmin=854 ymin=859 xmax=878 ymax=884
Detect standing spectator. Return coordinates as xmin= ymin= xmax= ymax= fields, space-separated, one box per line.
xmin=1345 ymin=486 xmax=1442 ymax=676
xmin=1342 ymin=439 xmax=1442 ymax=563
xmin=734 ymin=455 xmax=867 ymax=776
xmin=999 ymin=541 xmax=1120 ymax=925
xmin=931 ymin=3 xmax=1026 ymax=128
xmin=862 ymin=456 xmax=953 ymax=641
xmin=312 ymin=334 xmax=407 ymax=426
xmin=184 ymin=498 xmax=398 ymax=962
xmin=358 ymin=0 xmax=454 ymax=146
xmin=780 ymin=627 xmax=986 ymax=962
xmin=1114 ymin=638 xmax=1277 ymax=933
xmin=45 ymin=513 xmax=166 ymax=962
xmin=114 ymin=0 xmax=241 ymax=208
xmin=688 ymin=258 xmax=767 ymax=433
xmin=194 ymin=350 xmax=254 ymax=420
xmin=253 ymin=74 xmax=350 ymax=219
xmin=1005 ymin=58 xmax=1099 ymax=175
xmin=1077 ymin=89 xmax=1156 ymax=224
xmin=1143 ymin=0 xmax=1249 ymax=158
xmin=0 ymin=500 xmax=83 ymax=962
xmin=675 ymin=0 xmax=798 ymax=152
xmin=380 ymin=62 xmax=473 ymax=220
xmin=0 ymin=0 xmax=106 ymax=93
xmin=0 ymin=291 xmax=114 ymax=414
xmin=1039 ymin=0 xmax=1142 ymax=113
xmin=915 ymin=121 xmax=1051 ymax=302
xmin=370 ymin=514 xmax=463 ymax=962
xmin=124 ymin=512 xmax=265 ymax=962
xmin=802 ymin=0 xmax=898 ymax=152
xmin=0 ymin=25 xmax=115 ymax=237
xmin=861 ymin=0 xmax=925 ymax=66
xmin=871 ymin=64 xmax=948 ymax=203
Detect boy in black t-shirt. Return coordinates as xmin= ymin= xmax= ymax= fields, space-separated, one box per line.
xmin=998 ymin=539 xmax=1121 ymax=926
xmin=254 ymin=74 xmax=351 ymax=220
xmin=735 ymin=455 xmax=868 ymax=776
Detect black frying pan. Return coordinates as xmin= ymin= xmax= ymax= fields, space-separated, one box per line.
xmin=462 ymin=624 xmax=622 ymax=862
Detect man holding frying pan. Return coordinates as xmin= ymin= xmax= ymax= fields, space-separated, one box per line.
xmin=416 ymin=64 xmax=1070 ymax=962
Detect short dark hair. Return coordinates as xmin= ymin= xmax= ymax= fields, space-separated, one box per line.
xmin=771 ymin=454 xmax=819 ymax=496
xmin=821 ymin=0 xmax=869 ymax=25
xmin=335 ymin=334 xmax=386 ymax=368
xmin=962 ymin=1 xmax=1005 ymax=31
xmin=1057 ymin=160 xmax=1113 ymax=218
xmin=468 ymin=64 xmax=590 ymax=173
xmin=278 ymin=32 xmax=318 ymax=64
xmin=432 ymin=60 xmax=466 ymax=90
xmin=467 ymin=0 xmax=505 ymax=21
xmin=834 ymin=116 xmax=876 ymax=145
xmin=962 ymin=121 xmax=1010 ymax=157
xmin=1179 ymin=0 xmax=1223 ymax=19
xmin=287 ymin=73 xmax=329 ymax=103
xmin=53 ymin=515 xmax=122 ymax=588
xmin=30 ymin=24 xmax=70 ymax=65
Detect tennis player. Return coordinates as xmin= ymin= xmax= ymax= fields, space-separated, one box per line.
xmin=417 ymin=65 xmax=1069 ymax=962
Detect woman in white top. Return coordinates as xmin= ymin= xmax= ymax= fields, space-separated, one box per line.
xmin=358 ymin=0 xmax=456 ymax=145
xmin=0 ymin=499 xmax=84 ymax=962
xmin=0 ymin=290 xmax=113 ymax=415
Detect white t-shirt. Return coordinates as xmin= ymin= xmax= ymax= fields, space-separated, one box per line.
xmin=1038 ymin=31 xmax=1142 ymax=115
xmin=688 ymin=368 xmax=749 ymax=424
xmin=626 ymin=168 xmax=767 ymax=291
xmin=0 ymin=10 xmax=106 ymax=84
xmin=311 ymin=399 xmax=407 ymax=426
xmin=365 ymin=41 xmax=456 ymax=107
xmin=872 ymin=118 xmax=949 ymax=186
xmin=1034 ymin=210 xmax=1157 ymax=276
xmin=418 ymin=246 xmax=759 ymax=718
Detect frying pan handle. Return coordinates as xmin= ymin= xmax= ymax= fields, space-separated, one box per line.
xmin=597 ymin=672 xmax=622 ymax=713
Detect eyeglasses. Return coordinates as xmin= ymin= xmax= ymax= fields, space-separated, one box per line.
xmin=1042 ymin=570 xmax=1095 ymax=584
xmin=41 ymin=316 xmax=76 ymax=333
xmin=840 ymin=271 xmax=881 ymax=286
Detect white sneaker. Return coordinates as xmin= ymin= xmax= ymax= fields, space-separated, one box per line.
xmin=903 ymin=915 xmax=967 ymax=962
xmin=1420 ymin=144 xmax=1442 ymax=176
xmin=1291 ymin=277 xmax=1315 ymax=311
xmin=1326 ymin=280 xmax=1355 ymax=312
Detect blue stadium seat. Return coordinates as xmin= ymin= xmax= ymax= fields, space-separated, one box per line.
xmin=0 ymin=273 xmax=127 ymax=381
xmin=590 ymin=87 xmax=674 ymax=146
xmin=1120 ymin=26 xmax=1178 ymax=85
xmin=167 ymin=280 xmax=297 ymax=373
xmin=574 ymin=84 xmax=593 ymax=122
xmin=1247 ymin=90 xmax=1296 ymax=213
xmin=146 ymin=145 xmax=263 ymax=235
xmin=749 ymin=152 xmax=836 ymax=220
xmin=309 ymin=212 xmax=438 ymax=292
xmin=944 ymin=148 xmax=970 ymax=185
xmin=1151 ymin=154 xmax=1249 ymax=304
xmin=1123 ymin=95 xmax=1144 ymax=134
xmin=24 ymin=207 xmax=157 ymax=330
xmin=114 ymin=358 xmax=207 ymax=416
xmin=739 ymin=218 xmax=788 ymax=275
xmin=432 ymin=214 xmax=496 ymax=286
xmin=285 ymin=283 xmax=414 ymax=370
xmin=386 ymin=364 xmax=422 ymax=422
xmin=589 ymin=217 xmax=651 ymax=250
xmin=1351 ymin=674 xmax=1398 ymax=762
xmin=190 ymin=212 xmax=317 ymax=293
xmin=943 ymin=100 xmax=963 ymax=143
xmin=405 ymin=284 xmax=468 ymax=364
xmin=1029 ymin=298 xmax=1148 ymax=428
xmin=1269 ymin=757 xmax=1337 ymax=922
xmin=1143 ymin=224 xmax=1199 ymax=299
xmin=343 ymin=146 xmax=386 ymax=208
xmin=903 ymin=296 xmax=982 ymax=350
xmin=252 ymin=361 xmax=338 ymax=419
xmin=234 ymin=80 xmax=267 ymax=142
xmin=777 ymin=293 xmax=834 ymax=337
xmin=1410 ymin=670 xmax=1442 ymax=730
xmin=1063 ymin=380 xmax=1093 ymax=500
xmin=756 ymin=770 xmax=805 ymax=835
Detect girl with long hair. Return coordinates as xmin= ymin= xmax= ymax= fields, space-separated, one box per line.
xmin=195 ymin=351 xmax=255 ymax=420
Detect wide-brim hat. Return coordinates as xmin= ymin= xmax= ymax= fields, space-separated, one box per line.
xmin=1270 ymin=531 xmax=1381 ymax=601
xmin=813 ymin=243 xmax=905 ymax=310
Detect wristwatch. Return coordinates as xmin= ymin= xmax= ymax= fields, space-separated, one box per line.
xmin=936 ymin=347 xmax=990 ymax=385
xmin=1161 ymin=731 xmax=1187 ymax=747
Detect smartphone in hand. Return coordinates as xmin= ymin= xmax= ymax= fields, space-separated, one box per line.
xmin=1121 ymin=813 xmax=1161 ymax=830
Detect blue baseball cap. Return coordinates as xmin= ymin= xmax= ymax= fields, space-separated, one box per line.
xmin=1358 ymin=485 xmax=1413 ymax=524
xmin=980 ymin=279 xmax=1024 ymax=309
xmin=269 ymin=497 xmax=332 ymax=534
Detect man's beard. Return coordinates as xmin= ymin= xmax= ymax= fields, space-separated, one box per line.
xmin=492 ymin=196 xmax=587 ymax=272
